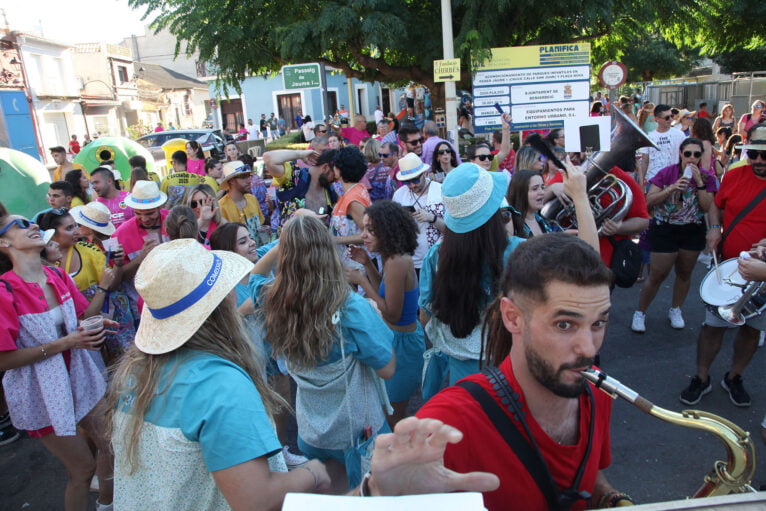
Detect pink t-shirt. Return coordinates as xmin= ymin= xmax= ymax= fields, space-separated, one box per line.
xmin=187 ymin=159 xmax=205 ymax=176
xmin=96 ymin=191 xmax=134 ymax=228
xmin=112 ymin=209 xmax=170 ymax=262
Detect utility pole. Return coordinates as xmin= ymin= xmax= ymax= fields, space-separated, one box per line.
xmin=441 ymin=0 xmax=458 ymax=143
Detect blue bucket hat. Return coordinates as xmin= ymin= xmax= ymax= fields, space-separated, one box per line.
xmin=442 ymin=163 xmax=509 ymax=233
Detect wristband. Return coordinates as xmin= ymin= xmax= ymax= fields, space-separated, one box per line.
xmin=696 ymin=185 xmax=706 ymax=190
xmin=428 ymin=214 xmax=437 ymax=224
xmin=296 ymin=465 xmax=318 ymax=490
xmin=598 ymin=491 xmax=634 ymax=507
xmin=360 ymin=471 xmax=373 ymax=496
xmin=40 ymin=344 xmax=48 ymax=359
xmin=96 ymin=287 xmax=108 ymax=293
xmin=709 ymin=224 xmax=722 ymax=230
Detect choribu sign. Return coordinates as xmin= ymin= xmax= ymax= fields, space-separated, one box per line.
xmin=472 ymin=44 xmax=591 ymax=134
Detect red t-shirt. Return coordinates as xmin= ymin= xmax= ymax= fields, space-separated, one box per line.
xmin=715 ymin=164 xmax=766 ymax=259
xmin=416 ymin=358 xmax=612 ymax=511
xmin=548 ymin=167 xmax=648 ymax=266
xmin=340 ymin=127 xmax=369 ymax=147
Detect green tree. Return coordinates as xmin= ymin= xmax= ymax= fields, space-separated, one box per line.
xmin=128 ymin=0 xmax=760 ymax=97
xmin=713 ymin=48 xmax=766 ymax=74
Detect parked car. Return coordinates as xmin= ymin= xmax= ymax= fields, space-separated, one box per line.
xmin=134 ymin=129 xmax=228 ymax=160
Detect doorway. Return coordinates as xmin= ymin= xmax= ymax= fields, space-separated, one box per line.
xmin=220 ymin=98 xmax=243 ymax=134
xmin=381 ymin=88 xmax=391 ymax=115
xmin=277 ymin=93 xmax=302 ymax=129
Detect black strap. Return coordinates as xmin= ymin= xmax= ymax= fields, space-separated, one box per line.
xmin=721 ymin=186 xmax=766 ymax=247
xmin=458 ymin=367 xmax=595 ymax=511
xmin=457 ymin=380 xmax=561 ymax=511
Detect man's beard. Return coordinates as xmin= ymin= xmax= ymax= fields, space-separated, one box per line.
xmin=751 ymin=163 xmax=766 ymax=178
xmin=318 ymin=173 xmax=333 ymax=187
xmin=524 ymin=335 xmax=594 ymax=398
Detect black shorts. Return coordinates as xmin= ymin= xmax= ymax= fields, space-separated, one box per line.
xmin=647 ymin=221 xmax=706 ymax=253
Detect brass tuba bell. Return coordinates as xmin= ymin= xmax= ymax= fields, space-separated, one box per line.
xmin=540 ymin=106 xmax=659 ymax=232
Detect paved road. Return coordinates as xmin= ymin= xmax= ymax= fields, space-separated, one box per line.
xmin=2 ymin=260 xmax=766 ymax=509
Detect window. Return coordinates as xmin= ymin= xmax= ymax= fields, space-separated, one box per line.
xmin=117 ymin=65 xmax=129 ymax=84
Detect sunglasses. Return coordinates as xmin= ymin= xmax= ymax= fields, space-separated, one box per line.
xmin=378 ymin=152 xmax=393 ymax=158
xmin=682 ymin=150 xmax=702 ymax=158
xmin=755 ymin=105 xmax=764 ymax=109
xmin=317 ymin=129 xmax=327 ymax=133
xmin=437 ymin=149 xmax=453 ymax=155
xmin=190 ymin=200 xmax=202 ymax=208
xmin=0 ymin=218 xmax=32 ymax=237
xmin=406 ymin=177 xmax=422 ymax=185
xmin=473 ymin=154 xmax=494 ymax=162
xmin=406 ymin=138 xmax=423 ymax=146
xmin=659 ymin=115 xmax=672 ymax=120
xmin=747 ymin=149 xmax=766 ymax=160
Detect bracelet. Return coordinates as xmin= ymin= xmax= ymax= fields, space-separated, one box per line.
xmin=598 ymin=491 xmax=634 ymax=508
xmin=709 ymin=224 xmax=722 ymax=230
xmin=359 ymin=471 xmax=372 ymax=496
xmin=40 ymin=344 xmax=48 ymax=359
xmin=296 ymin=465 xmax=317 ymax=490
xmin=428 ymin=214 xmax=437 ymax=224
xmin=96 ymin=287 xmax=108 ymax=293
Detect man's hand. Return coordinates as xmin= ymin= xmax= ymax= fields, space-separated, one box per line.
xmin=738 ymin=258 xmax=766 ymax=282
xmin=367 ymin=417 xmax=500 ymax=496
xmin=600 ymin=218 xmax=622 ymax=237
xmin=706 ymin=227 xmax=722 ymax=253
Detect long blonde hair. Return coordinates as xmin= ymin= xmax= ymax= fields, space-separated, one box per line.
xmin=261 ymin=216 xmax=349 ymax=368
xmin=107 ymin=296 xmax=286 ymax=473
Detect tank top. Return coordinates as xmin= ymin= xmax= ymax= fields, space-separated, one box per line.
xmin=379 ymin=280 xmax=418 ymax=326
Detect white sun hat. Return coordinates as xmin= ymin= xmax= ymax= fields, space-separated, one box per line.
xmin=395 ymin=153 xmax=431 ymax=181
xmin=124 ymin=180 xmax=168 ymax=210
xmin=133 ymin=239 xmax=253 ymax=354
xmin=69 ymin=202 xmax=115 ymax=236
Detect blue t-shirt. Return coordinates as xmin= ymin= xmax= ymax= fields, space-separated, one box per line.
xmin=123 ymin=350 xmax=281 ymax=472
xmin=419 ymin=235 xmax=526 ymax=314
xmin=235 ymin=241 xmax=278 ymax=307
xmin=250 ymin=274 xmax=393 ymax=369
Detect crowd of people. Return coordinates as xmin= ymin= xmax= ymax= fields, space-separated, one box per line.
xmin=2 ymin=93 xmax=766 ymax=511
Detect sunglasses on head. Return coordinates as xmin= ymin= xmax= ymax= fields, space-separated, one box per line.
xmin=474 ymin=154 xmax=494 ymax=162
xmin=683 ymin=150 xmax=702 ymax=158
xmin=0 ymin=218 xmax=32 ymax=237
xmin=747 ymin=149 xmax=766 ymax=160
xmin=50 ymin=207 xmax=69 ymax=216
xmin=437 ymin=149 xmax=452 ymax=155
xmin=406 ymin=138 xmax=423 ymax=146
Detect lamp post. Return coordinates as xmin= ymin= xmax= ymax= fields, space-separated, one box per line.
xmin=441 ymin=0 xmax=458 ymax=143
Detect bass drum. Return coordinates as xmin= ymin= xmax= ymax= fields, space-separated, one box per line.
xmin=700 ymin=258 xmax=766 ymax=324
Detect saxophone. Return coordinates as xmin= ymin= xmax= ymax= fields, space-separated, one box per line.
xmin=582 ymin=369 xmax=757 ymax=497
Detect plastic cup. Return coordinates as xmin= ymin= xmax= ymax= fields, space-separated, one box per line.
xmin=81 ymin=315 xmax=104 ymax=332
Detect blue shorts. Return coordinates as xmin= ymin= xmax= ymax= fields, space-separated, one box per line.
xmin=384 ymin=324 xmax=426 ymax=402
xmin=297 ymin=422 xmax=391 ymax=487
xmin=448 ymin=356 xmax=480 ymax=385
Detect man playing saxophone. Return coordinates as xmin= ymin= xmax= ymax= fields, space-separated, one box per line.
xmin=680 ymin=123 xmax=766 ymax=408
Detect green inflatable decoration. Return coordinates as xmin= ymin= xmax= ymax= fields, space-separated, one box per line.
xmin=0 ymin=148 xmax=51 ymax=220
xmin=73 ymin=137 xmax=156 ymax=181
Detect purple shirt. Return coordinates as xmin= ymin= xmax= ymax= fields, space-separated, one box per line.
xmin=96 ymin=191 xmax=134 ymax=228
xmin=649 ymin=163 xmax=718 ymax=225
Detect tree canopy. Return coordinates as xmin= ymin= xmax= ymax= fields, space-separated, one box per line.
xmin=128 ymin=0 xmax=766 ymax=93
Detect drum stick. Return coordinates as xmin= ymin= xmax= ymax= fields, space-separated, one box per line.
xmin=712 ymin=251 xmax=722 ymax=284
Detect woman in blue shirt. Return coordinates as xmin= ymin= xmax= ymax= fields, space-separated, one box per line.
xmin=253 ymin=215 xmax=395 ymax=492
xmin=346 ymin=200 xmax=424 ymax=427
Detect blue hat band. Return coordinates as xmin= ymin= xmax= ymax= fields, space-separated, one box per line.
xmin=148 ymin=254 xmax=223 ymax=320
xmin=79 ymin=210 xmax=108 ymax=227
xmin=131 ymin=195 xmax=163 ymax=205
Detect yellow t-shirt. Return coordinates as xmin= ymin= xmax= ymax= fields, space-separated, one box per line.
xmin=60 ymin=242 xmax=105 ymax=293
xmin=70 ymin=196 xmax=88 ymax=208
xmin=218 ymin=194 xmax=264 ymax=225
xmin=160 ymin=171 xmax=219 ymax=208
xmin=52 ymin=163 xmax=88 ymax=182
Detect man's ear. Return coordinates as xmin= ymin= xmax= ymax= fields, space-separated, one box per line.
xmin=500 ymin=296 xmax=525 ymax=335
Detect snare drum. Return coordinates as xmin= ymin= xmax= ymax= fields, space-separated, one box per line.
xmin=699 ymin=258 xmax=766 ymax=324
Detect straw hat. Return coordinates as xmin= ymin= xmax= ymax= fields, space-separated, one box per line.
xmin=69 ymin=202 xmax=115 ymax=236
xmin=742 ymin=125 xmax=766 ymax=151
xmin=133 ymin=239 xmax=253 ymax=354
xmin=672 ymin=109 xmax=695 ymax=126
xmin=220 ymin=161 xmax=253 ymax=189
xmin=441 ymin=163 xmax=509 ymax=233
xmin=125 ymin=180 xmax=168 ymax=210
xmin=396 ymin=153 xmax=431 ymax=181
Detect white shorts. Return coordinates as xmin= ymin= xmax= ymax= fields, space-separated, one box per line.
xmin=704 ymin=309 xmax=766 ymax=331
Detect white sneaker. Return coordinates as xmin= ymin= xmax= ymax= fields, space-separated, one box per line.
xmin=697 ymin=251 xmax=713 ymax=267
xmin=90 ymin=474 xmax=99 ymax=493
xmin=631 ymin=311 xmax=646 ymax=333
xmin=668 ymin=307 xmax=685 ymax=329
xmin=282 ymin=446 xmax=309 ymax=469
xmin=759 ymin=331 xmax=765 ymax=348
